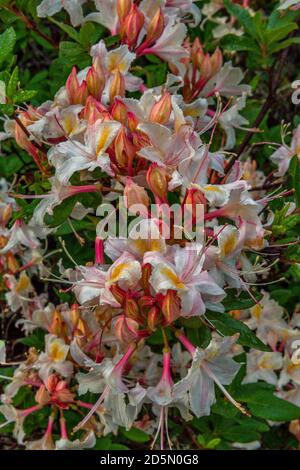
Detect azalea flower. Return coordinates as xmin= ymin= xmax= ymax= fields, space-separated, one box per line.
xmin=270 ymin=124 xmax=300 ymax=176
xmin=0 ymin=219 xmax=40 ymax=254
xmin=37 ymin=0 xmax=86 ymax=26
xmin=278 ymin=0 xmax=300 ymax=10
xmin=48 ymin=119 xmax=121 ymax=184
xmin=145 ymin=244 xmax=225 ymax=315
xmin=35 ymin=334 xmax=73 ymax=382
xmin=174 ymin=334 xmax=243 ymax=417
xmin=243 ymin=350 xmax=283 ymax=385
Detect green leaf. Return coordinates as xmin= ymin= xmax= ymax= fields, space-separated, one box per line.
xmin=235 ymin=383 xmax=300 ymax=421
xmin=48 ymin=17 xmax=80 ymax=43
xmin=0 ymin=103 xmax=14 ymax=116
xmin=122 ymin=427 xmax=150 ymax=443
xmin=0 ymin=27 xmax=16 ymax=64
xmin=266 ymin=23 xmax=298 ymax=45
xmin=13 ymin=89 xmax=37 ymax=103
xmin=222 ymin=289 xmax=261 ymax=311
xmin=206 ymin=438 xmax=221 ymax=449
xmin=59 ymin=41 xmax=91 ymax=68
xmin=220 ymin=34 xmax=257 ymax=52
xmin=289 ymin=155 xmax=300 ymax=207
xmin=44 ymin=196 xmax=78 ymax=227
xmin=79 ymin=22 xmax=105 ymax=48
xmin=18 ymin=329 xmax=46 ymax=350
xmin=7 ymin=66 xmax=18 ymax=97
xmin=223 ymin=0 xmax=260 ymax=40
xmin=205 ymin=311 xmax=270 ymax=351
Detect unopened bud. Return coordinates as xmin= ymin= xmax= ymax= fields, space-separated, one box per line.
xmin=149 ymin=92 xmax=172 ymax=125
xmin=109 ymin=70 xmax=125 ymax=102
xmin=6 ymin=253 xmax=19 ymax=273
xmin=121 ymin=5 xmax=145 ymax=49
xmin=110 ymin=284 xmax=126 ymax=305
xmin=86 ymin=65 xmax=105 ymax=100
xmin=147 ymin=306 xmax=161 ymax=331
xmin=210 ymin=47 xmax=223 ymax=75
xmin=161 ymin=290 xmax=181 ymax=324
xmin=140 ymin=263 xmax=152 ymax=294
xmin=0 ymin=204 xmax=12 ymax=226
xmin=84 ymin=96 xmax=109 ymax=124
xmin=125 ymin=297 xmax=140 ymax=320
xmin=115 ymin=315 xmax=139 ymax=344
xmin=66 ymin=67 xmax=79 ymax=104
xmin=124 ymin=178 xmax=150 ymax=214
xmin=76 ymin=80 xmax=89 ymax=105
xmin=117 ymin=0 xmax=132 ymax=22
xmin=140 ymin=7 xmax=164 ymax=50
xmin=114 ymin=127 xmax=136 ymax=169
xmin=146 ymin=164 xmax=168 ymax=202
xmin=200 ymin=54 xmax=212 ymax=80
xmin=111 ymin=98 xmax=128 ymax=125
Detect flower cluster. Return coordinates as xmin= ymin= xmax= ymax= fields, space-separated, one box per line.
xmin=0 ymin=0 xmax=299 ymax=451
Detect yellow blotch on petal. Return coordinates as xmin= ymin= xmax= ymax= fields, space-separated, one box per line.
xmin=48 ymin=340 xmax=67 ymax=362
xmin=220 ymin=232 xmax=238 ymax=257
xmin=109 ymin=262 xmax=130 ymax=283
xmin=16 ymin=273 xmax=31 ymax=293
xmin=131 ymin=238 xmax=164 ymax=255
xmin=251 ymin=304 xmax=262 ymax=320
xmin=160 ymin=266 xmax=185 ymax=289
xmin=96 ymin=126 xmax=111 ymax=155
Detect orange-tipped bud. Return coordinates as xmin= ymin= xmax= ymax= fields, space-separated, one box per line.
xmin=146 ymin=164 xmax=168 ymax=202
xmin=117 ymin=0 xmax=132 ymax=22
xmin=149 ymin=92 xmax=172 ymax=125
xmin=109 ymin=70 xmax=125 ymax=102
xmin=124 ymin=179 xmax=150 ymax=213
xmin=111 ymin=98 xmax=128 ymax=125
xmin=115 ymin=315 xmax=139 ymax=344
xmin=86 ymin=65 xmax=105 ymax=100
xmin=144 ymin=7 xmax=164 ymax=46
xmin=121 ymin=4 xmax=145 ymax=48
xmin=161 ymin=290 xmax=181 ymax=324
xmin=147 ymin=306 xmax=161 ymax=331
xmin=114 ymin=127 xmax=136 ymax=169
